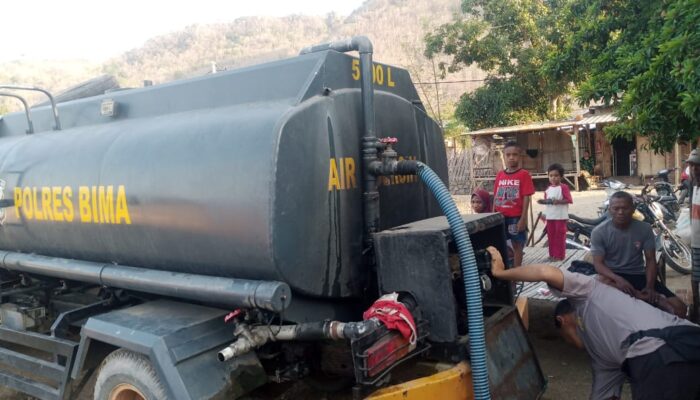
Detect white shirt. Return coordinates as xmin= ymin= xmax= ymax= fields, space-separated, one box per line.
xmin=544 ymin=185 xmax=569 ymax=220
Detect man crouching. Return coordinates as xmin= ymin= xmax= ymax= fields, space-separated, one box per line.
xmin=486 ymin=246 xmax=700 ymax=400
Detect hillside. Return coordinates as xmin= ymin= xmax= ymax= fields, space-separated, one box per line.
xmin=0 ymin=0 xmax=484 ymax=119
xmin=0 ymin=60 xmax=101 ymax=112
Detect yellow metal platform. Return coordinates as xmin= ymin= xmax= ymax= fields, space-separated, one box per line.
xmin=366 ymin=362 xmax=472 ymax=400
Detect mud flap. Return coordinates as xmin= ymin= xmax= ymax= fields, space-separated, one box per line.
xmin=486 ymin=305 xmax=545 ymax=400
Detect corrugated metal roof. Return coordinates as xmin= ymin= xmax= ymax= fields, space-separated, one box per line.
xmin=577 ymin=110 xmax=618 ymax=125
xmin=463 ymin=120 xmax=575 ymax=136
xmin=461 ymin=107 xmax=619 ymax=136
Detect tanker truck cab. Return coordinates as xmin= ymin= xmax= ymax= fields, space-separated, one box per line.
xmin=0 ymin=37 xmax=544 ymax=400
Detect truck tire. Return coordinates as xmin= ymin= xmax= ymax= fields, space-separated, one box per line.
xmin=94 ymin=349 xmax=167 ymax=400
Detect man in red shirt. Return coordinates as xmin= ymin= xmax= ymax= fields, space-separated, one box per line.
xmin=492 ymin=141 xmax=535 ymax=267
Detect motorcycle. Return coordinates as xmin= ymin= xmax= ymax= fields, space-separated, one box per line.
xmin=599 ymin=181 xmax=677 ymax=224
xmin=533 ymin=212 xmax=592 ymax=251
xmin=652 ymin=168 xmax=676 ymax=197
xmin=597 ymin=179 xmax=629 ymax=217
xmin=638 ymin=185 xmax=691 ymax=274
xmin=651 ymin=168 xmax=683 ymax=218
xmin=566 ymin=213 xmax=607 ymax=248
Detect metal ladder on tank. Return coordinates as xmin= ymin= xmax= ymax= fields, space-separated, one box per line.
xmin=0 ymin=85 xmax=62 ymax=134
xmin=0 ymin=86 xmax=79 ymax=399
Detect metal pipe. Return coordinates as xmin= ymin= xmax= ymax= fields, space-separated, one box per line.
xmin=0 ymin=93 xmax=34 ymax=134
xmin=300 ymin=37 xmax=379 ymax=249
xmin=0 ymin=251 xmax=291 ymax=312
xmin=369 ymin=158 xmax=419 ymax=177
xmin=217 ymin=318 xmax=383 ymax=362
xmin=0 ymin=85 xmax=61 ymax=130
xmin=359 ymin=40 xmax=379 ymax=248
xmin=299 ymin=36 xmax=373 ymax=55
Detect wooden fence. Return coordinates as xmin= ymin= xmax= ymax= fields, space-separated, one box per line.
xmin=446 ymin=143 xmax=496 ymax=195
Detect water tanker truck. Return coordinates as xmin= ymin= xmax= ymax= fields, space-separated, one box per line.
xmin=0 ymin=37 xmax=544 ymax=400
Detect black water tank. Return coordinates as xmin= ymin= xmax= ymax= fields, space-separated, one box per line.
xmin=0 ymin=51 xmax=447 ymax=298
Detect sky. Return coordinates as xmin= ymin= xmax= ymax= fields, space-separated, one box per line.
xmin=0 ymin=0 xmax=366 ymax=62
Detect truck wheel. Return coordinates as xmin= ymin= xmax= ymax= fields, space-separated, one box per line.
xmin=94 ymin=349 xmax=167 ymax=400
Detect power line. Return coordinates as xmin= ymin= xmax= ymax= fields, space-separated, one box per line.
xmin=414 ymin=79 xmax=489 ymax=85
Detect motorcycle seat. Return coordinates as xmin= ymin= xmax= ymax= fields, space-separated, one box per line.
xmin=568 ymin=213 xmax=608 ymax=226
xmin=657 ymin=195 xmax=676 ymax=202
xmin=566 ymin=220 xmax=595 ymax=237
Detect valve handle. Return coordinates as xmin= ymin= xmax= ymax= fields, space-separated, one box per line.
xmin=379 ymin=137 xmax=398 ymax=144
xmin=224 ymin=309 xmax=243 ymax=323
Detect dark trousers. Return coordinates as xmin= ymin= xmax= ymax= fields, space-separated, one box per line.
xmin=626 ymin=345 xmax=700 ymax=400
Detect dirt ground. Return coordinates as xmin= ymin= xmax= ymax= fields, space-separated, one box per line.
xmin=0 ymin=188 xmax=693 ymax=399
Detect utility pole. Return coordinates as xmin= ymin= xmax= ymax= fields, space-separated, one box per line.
xmin=431 ymin=58 xmax=442 ymax=127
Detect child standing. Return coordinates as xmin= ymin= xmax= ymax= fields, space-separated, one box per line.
xmin=493 ymin=141 xmax=535 ymax=267
xmin=538 ymin=163 xmax=573 ymax=261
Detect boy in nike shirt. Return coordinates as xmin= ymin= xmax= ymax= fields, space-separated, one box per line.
xmin=492 ymin=141 xmax=535 ymax=267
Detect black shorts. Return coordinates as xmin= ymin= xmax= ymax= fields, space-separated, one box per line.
xmin=616 ymin=273 xmax=676 ymax=298
xmin=626 ymin=345 xmax=700 ymax=400
xmin=504 ymin=217 xmax=527 ymax=244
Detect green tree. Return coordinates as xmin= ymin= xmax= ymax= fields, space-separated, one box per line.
xmin=438 ymin=103 xmax=468 ymax=138
xmin=425 ymin=0 xmax=574 ymax=130
xmin=558 ymin=0 xmax=699 ymax=151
